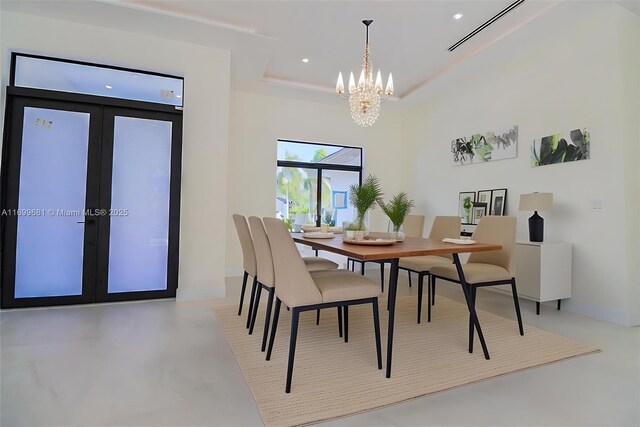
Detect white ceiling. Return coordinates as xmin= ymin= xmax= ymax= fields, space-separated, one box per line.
xmin=2 ymin=0 xmax=637 ymax=104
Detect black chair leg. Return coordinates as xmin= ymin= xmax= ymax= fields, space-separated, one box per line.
xmin=238 ymin=271 xmax=248 ymax=316
xmin=266 ymin=298 xmax=282 ymax=361
xmin=249 ymin=285 xmax=262 ymax=335
xmin=261 ymin=288 xmax=275 ymax=352
xmin=316 ymin=309 xmax=320 ymax=325
xmin=337 ymin=306 xmax=343 ymax=337
xmin=360 ymin=261 xmax=365 ymax=275
xmin=511 ymin=279 xmax=525 ymax=336
xmin=246 ymin=276 xmax=258 ymax=329
xmin=408 ymin=270 xmax=412 ymax=287
xmin=344 ymin=306 xmax=349 ymax=343
xmin=417 ymin=273 xmax=423 ymax=324
xmin=285 ymin=308 xmax=301 ymax=393
xmin=372 ymin=298 xmax=382 ymax=369
xmin=431 ymin=277 xmax=436 ymax=306
xmin=469 ymin=286 xmax=477 ymax=353
xmin=380 ymin=264 xmax=385 ymax=292
xmin=429 ymin=275 xmax=436 ymax=320
xmin=426 ymin=274 xmax=432 ymax=322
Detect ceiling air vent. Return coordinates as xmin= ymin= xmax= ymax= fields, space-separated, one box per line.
xmin=448 ymin=0 xmax=525 ymax=52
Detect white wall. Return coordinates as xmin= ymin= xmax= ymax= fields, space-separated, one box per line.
xmin=226 ymin=90 xmax=404 ymax=274
xmin=0 ymin=11 xmax=231 ymax=299
xmin=402 ymin=3 xmax=640 ymax=325
xmin=617 ymin=5 xmax=640 ymax=326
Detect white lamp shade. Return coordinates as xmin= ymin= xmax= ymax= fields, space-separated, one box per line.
xmin=519 ymin=192 xmax=553 ymax=212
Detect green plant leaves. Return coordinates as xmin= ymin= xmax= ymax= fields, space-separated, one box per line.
xmin=378 ymin=192 xmax=415 ymax=230
xmin=348 ymin=174 xmax=383 ymax=229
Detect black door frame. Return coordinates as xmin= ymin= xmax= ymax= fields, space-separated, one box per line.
xmin=1 ymin=87 xmax=182 ymax=308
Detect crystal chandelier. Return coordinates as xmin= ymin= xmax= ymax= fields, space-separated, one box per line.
xmin=336 ymin=20 xmax=394 ymax=128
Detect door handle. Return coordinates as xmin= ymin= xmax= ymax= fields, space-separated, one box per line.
xmin=77 ymin=219 xmax=96 ymax=224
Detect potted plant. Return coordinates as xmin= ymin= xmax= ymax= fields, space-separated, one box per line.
xmin=378 ymin=192 xmax=415 ymax=240
xmin=463 ymin=196 xmax=472 ymax=223
xmin=348 ymin=174 xmax=383 ymax=236
xmin=344 ymin=222 xmax=360 ymax=239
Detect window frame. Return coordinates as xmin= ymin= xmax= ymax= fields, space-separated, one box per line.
xmin=276 ymin=139 xmax=363 ymax=226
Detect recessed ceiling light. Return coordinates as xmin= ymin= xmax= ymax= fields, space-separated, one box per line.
xmin=302 ymin=58 xmax=309 ymax=63
xmin=176 ymin=95 xmax=182 ymax=99
xmin=105 ymin=85 xmax=113 ymax=89
xmin=453 ymin=13 xmax=463 ymax=20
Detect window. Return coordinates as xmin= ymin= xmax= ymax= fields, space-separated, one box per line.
xmin=12 ymin=54 xmax=184 ymax=106
xmin=276 ymin=140 xmax=362 ymax=228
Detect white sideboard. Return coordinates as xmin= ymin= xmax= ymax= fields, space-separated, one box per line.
xmin=514 ymin=241 xmax=572 ymax=315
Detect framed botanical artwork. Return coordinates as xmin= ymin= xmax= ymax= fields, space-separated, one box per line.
xmin=472 ymin=202 xmax=487 ymax=225
xmin=477 ymin=190 xmax=492 ymax=211
xmin=458 ymin=192 xmax=476 ymax=224
xmin=490 ymin=188 xmax=507 ymax=215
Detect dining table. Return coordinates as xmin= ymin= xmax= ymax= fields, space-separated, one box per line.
xmin=291 ymin=232 xmax=502 ymax=378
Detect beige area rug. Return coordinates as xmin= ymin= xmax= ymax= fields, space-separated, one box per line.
xmin=213 ymin=296 xmax=598 ymax=427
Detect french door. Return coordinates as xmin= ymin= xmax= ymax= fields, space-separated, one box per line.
xmin=1 ymin=92 xmax=182 ymax=308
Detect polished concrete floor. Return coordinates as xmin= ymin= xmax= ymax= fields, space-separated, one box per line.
xmin=1 ymin=263 xmax=639 ymax=426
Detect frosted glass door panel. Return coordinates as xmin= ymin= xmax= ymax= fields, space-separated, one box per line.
xmin=108 ymin=116 xmax=171 ymax=293
xmin=14 ymin=107 xmax=90 ymax=298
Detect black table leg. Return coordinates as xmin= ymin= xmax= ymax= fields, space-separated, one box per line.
xmin=452 ymin=254 xmax=490 ymax=360
xmin=386 ymin=258 xmax=399 ymax=378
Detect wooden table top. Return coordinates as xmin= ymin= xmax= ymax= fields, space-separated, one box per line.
xmin=291 ymin=233 xmax=501 ymax=261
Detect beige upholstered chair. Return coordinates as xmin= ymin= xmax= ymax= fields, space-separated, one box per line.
xmin=430 ymin=216 xmax=524 ymax=354
xmin=247 ymin=217 xmax=277 ymax=352
xmin=263 ymin=217 xmax=382 ymax=393
xmin=232 ymin=214 xmax=258 ymax=328
xmin=398 ymin=216 xmax=461 ymax=323
xmin=347 ymin=214 xmax=426 ymax=292
xmin=236 ymin=212 xmax=338 ymax=335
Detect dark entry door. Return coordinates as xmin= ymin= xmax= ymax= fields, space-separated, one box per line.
xmin=1 ymin=97 xmax=182 ymax=308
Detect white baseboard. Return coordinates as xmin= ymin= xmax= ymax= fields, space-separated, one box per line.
xmin=176 ymin=286 xmax=225 ymax=301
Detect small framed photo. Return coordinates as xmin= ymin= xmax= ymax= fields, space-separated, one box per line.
xmin=458 ymin=192 xmax=476 ymax=224
xmin=477 ymin=189 xmax=492 ymax=213
xmin=490 ymin=188 xmax=507 ymax=215
xmin=472 ymin=202 xmax=487 ymax=225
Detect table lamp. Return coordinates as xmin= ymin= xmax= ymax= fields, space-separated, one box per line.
xmin=519 ymin=192 xmax=553 ymax=242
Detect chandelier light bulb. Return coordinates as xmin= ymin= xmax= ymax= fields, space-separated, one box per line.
xmin=348 ymin=72 xmax=356 ymax=93
xmin=385 ymin=73 xmax=394 ymax=95
xmin=336 ymin=72 xmax=345 ymax=94
xmin=375 ymin=69 xmax=383 ymax=93
xmin=358 ymin=69 xmax=365 ymax=89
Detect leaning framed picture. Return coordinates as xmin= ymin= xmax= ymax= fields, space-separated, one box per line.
xmin=458 ymin=192 xmax=476 ymax=224
xmin=472 ymin=202 xmax=487 ymax=225
xmin=490 ymin=188 xmax=507 ymax=215
xmin=477 ymin=190 xmax=492 ymax=211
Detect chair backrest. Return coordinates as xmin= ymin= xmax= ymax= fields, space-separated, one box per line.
xmin=468 ymin=216 xmax=516 ymax=276
xmin=232 ymin=214 xmax=257 ymax=277
xmin=263 ymin=217 xmax=322 ymax=307
xmin=429 ymin=216 xmax=461 ymax=240
xmin=247 ymin=216 xmax=275 ymax=288
xmin=428 ymin=216 xmax=461 ymax=260
xmin=403 ymin=214 xmax=426 ymax=238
